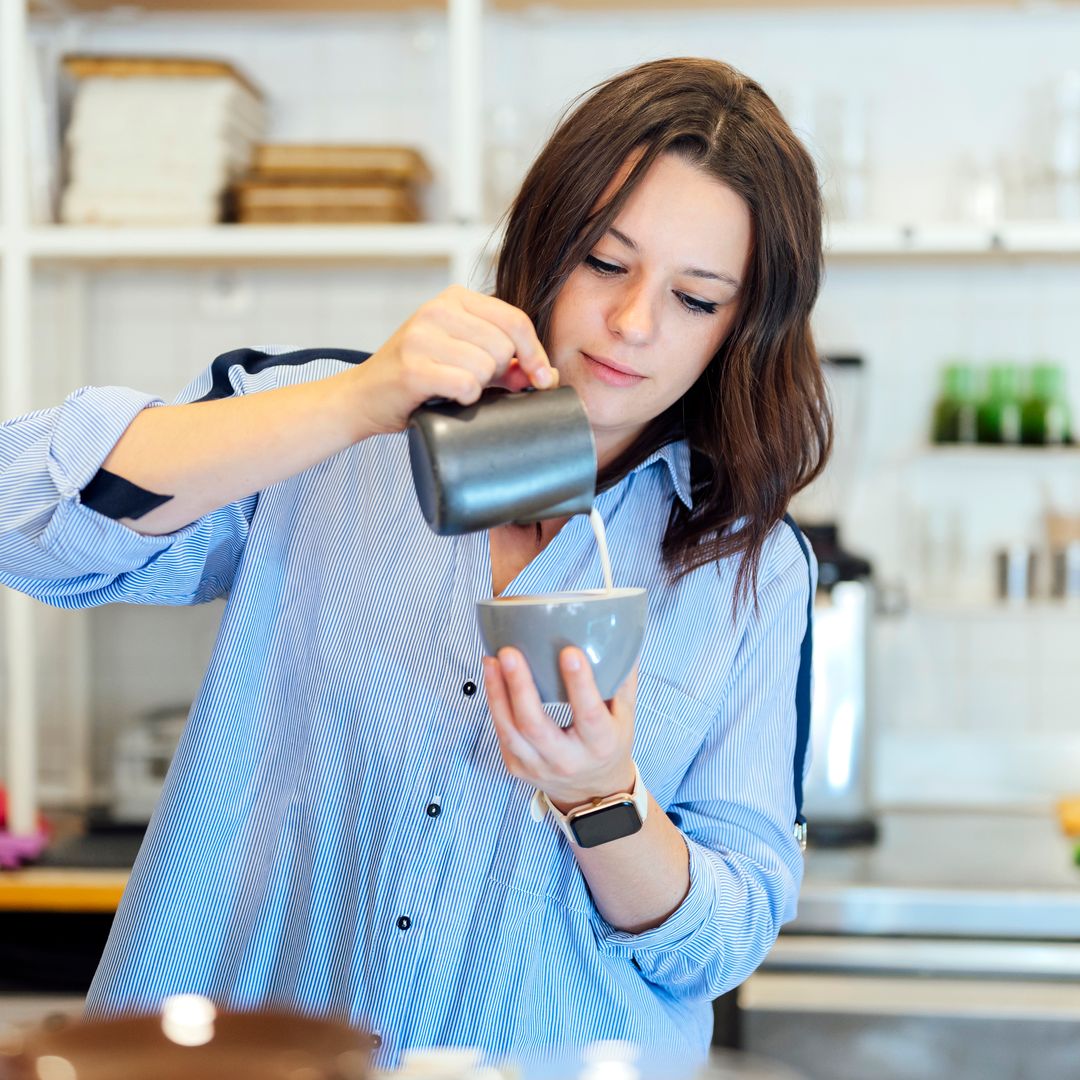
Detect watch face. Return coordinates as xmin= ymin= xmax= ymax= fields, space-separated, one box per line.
xmin=570 ymin=800 xmax=643 ymax=848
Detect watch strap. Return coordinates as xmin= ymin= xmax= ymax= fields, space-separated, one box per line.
xmin=529 ymin=761 xmax=648 ymax=846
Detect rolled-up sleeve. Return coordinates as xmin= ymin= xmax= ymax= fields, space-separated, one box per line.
xmin=0 ymin=378 xmax=255 ymax=608
xmin=591 ymin=537 xmax=812 ymax=1001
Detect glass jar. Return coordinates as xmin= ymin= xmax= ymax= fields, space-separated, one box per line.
xmin=931 ymin=361 xmax=979 ymax=444
xmin=977 ymin=362 xmax=1024 ymax=444
xmin=1021 ymin=361 xmax=1071 ymax=445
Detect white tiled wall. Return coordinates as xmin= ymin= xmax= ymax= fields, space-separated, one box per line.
xmin=21 ymin=5 xmax=1080 ymax=809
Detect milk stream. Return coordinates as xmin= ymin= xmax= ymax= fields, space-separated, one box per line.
xmin=589 ymin=507 xmax=614 ymax=593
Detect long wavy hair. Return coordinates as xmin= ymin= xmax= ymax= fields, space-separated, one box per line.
xmin=493 ymin=57 xmax=832 ymax=603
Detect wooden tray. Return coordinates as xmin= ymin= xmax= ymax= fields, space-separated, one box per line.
xmin=233 ymin=181 xmax=421 ymax=222
xmin=62 ymin=53 xmax=262 ymax=100
xmin=249 ymin=143 xmax=432 ymax=185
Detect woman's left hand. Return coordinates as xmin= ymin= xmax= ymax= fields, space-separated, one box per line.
xmin=481 ymin=647 xmax=638 ymax=812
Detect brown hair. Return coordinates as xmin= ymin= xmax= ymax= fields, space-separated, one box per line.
xmin=493 ymin=57 xmax=832 ymax=603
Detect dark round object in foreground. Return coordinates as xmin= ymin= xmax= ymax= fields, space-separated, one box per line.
xmin=0 ymin=1000 xmax=374 ymax=1080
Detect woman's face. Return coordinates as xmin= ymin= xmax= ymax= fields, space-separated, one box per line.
xmin=548 ymin=151 xmax=752 ymax=468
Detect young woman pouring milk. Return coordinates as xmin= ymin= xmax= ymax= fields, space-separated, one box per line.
xmin=0 ymin=58 xmax=830 ymax=1073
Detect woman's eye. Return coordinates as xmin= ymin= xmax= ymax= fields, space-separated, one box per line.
xmin=677 ymin=293 xmax=719 ymax=316
xmin=584 ymin=254 xmax=622 ymax=275
xmin=585 ymin=254 xmax=719 ymax=317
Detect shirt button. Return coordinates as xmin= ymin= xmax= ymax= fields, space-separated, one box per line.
xmin=462 ymin=680 xmax=477 ymax=696
xmin=396 ymin=915 xmax=412 ymax=931
xmin=426 ymin=802 xmax=441 ymax=818
xmin=371 ymin=1032 xmax=383 ymax=1049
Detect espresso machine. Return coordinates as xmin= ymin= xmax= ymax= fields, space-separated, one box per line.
xmin=790 ymin=355 xmax=878 ymax=847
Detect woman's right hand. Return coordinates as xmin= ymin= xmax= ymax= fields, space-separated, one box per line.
xmin=352 ymin=286 xmax=560 ymax=437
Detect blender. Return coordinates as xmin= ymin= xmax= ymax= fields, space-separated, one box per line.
xmin=790 ymin=355 xmax=878 ymax=847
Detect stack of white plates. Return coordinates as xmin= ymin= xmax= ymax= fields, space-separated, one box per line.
xmin=61 ymin=66 xmax=265 ymax=226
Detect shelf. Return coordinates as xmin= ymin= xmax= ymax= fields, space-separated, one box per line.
xmin=30 ymin=0 xmax=445 ymax=12
xmin=0 ymin=868 xmax=127 ymax=913
xmin=908 ymin=444 xmax=1080 ymax=464
xmin=34 ymin=0 xmax=1069 ymax=9
xmin=16 ymin=221 xmax=1080 ymax=265
xmin=27 ymin=223 xmax=498 ymax=264
xmin=48 ymin=0 xmax=1071 ymax=9
xmin=826 ymin=221 xmax=1080 ymax=257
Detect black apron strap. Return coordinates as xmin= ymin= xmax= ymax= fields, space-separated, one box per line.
xmin=781 ymin=514 xmax=813 ymax=848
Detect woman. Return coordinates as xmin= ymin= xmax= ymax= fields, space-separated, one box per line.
xmin=0 ymin=57 xmax=829 ymax=1072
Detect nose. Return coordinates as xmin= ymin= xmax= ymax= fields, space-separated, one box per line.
xmin=607 ymin=277 xmax=657 ymax=346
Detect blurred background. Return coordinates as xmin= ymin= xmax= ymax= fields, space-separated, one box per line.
xmin=1 ymin=1 xmax=1079 ymax=1079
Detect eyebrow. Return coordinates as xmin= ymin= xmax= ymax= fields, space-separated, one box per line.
xmin=607 ymin=227 xmax=742 ymax=290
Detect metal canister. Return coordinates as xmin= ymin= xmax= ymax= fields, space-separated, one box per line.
xmin=1052 ymin=540 xmax=1080 ymax=600
xmin=407 ymin=386 xmax=597 ymax=535
xmin=996 ymin=543 xmax=1037 ymax=602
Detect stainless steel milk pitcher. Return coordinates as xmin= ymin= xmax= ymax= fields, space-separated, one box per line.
xmin=408 ymin=386 xmax=597 ymax=535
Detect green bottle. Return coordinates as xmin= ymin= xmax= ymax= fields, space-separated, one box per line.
xmin=1021 ymin=361 xmax=1071 ymax=445
xmin=977 ymin=363 xmax=1023 ymax=444
xmin=931 ymin=362 xmax=979 ymax=444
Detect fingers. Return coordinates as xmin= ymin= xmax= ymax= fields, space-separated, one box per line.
xmin=407 ymin=333 xmax=499 ymax=405
xmin=490 ymin=648 xmax=567 ymax=763
xmin=559 ymin=648 xmax=627 ymax=757
xmin=368 ymin=286 xmax=560 ymax=433
xmin=429 ymin=302 xmax=518 ymax=378
xmin=485 ymin=648 xmax=637 ymax=805
xmin=456 ymin=289 xmax=558 ymax=390
xmin=493 ymin=360 xmax=535 ymax=394
xmin=481 ymin=655 xmax=547 ymax=778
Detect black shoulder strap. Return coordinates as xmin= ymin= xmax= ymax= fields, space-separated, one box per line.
xmin=781 ymin=513 xmax=813 ymax=842
xmin=81 ymin=347 xmax=372 ymax=521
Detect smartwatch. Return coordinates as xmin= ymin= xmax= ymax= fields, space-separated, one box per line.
xmin=529 ymin=762 xmax=648 ymax=848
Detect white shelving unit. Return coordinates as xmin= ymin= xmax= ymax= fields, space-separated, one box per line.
xmin=5 ymin=0 xmax=1080 ymax=835
xmin=1 ymin=0 xmax=497 ymax=837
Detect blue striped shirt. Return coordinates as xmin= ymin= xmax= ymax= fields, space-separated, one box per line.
xmin=0 ymin=347 xmax=811 ymax=1075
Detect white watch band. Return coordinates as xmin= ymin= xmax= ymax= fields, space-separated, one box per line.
xmin=529 ymin=761 xmax=648 ymax=846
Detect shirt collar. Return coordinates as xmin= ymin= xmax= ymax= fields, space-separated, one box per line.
xmin=626 ymin=438 xmax=693 ymax=510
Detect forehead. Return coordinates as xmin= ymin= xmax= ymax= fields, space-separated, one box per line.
xmin=595 ymin=150 xmax=751 ymax=273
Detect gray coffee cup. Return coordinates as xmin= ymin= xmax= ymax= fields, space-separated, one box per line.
xmin=476 ymin=587 xmax=647 ymax=703
xmin=408 ymin=386 xmax=597 ymax=535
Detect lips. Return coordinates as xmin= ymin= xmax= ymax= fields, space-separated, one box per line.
xmin=581 ymin=352 xmax=646 ymax=389
xmin=583 ymin=353 xmax=642 ymax=377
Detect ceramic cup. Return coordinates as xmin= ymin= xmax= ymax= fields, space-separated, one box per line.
xmin=476 ymin=587 xmax=647 ymax=703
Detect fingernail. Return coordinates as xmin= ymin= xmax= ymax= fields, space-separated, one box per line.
xmin=536 ymin=368 xmax=553 ymax=388
xmin=500 ymin=650 xmax=518 ymax=672
xmin=564 ymin=650 xmax=581 ymax=672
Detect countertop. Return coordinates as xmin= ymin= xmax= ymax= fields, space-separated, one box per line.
xmin=3 ymin=808 xmax=1077 ymax=937
xmin=0 ymin=868 xmax=126 ymax=913
xmin=789 ymin=807 xmax=1080 ymax=940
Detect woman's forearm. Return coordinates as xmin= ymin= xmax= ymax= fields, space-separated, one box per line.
xmin=99 ymin=365 xmax=376 ymax=536
xmin=568 ymin=794 xmax=690 ymax=934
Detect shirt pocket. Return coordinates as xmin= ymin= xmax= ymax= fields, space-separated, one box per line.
xmin=631 ymin=671 xmax=716 ymax=810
